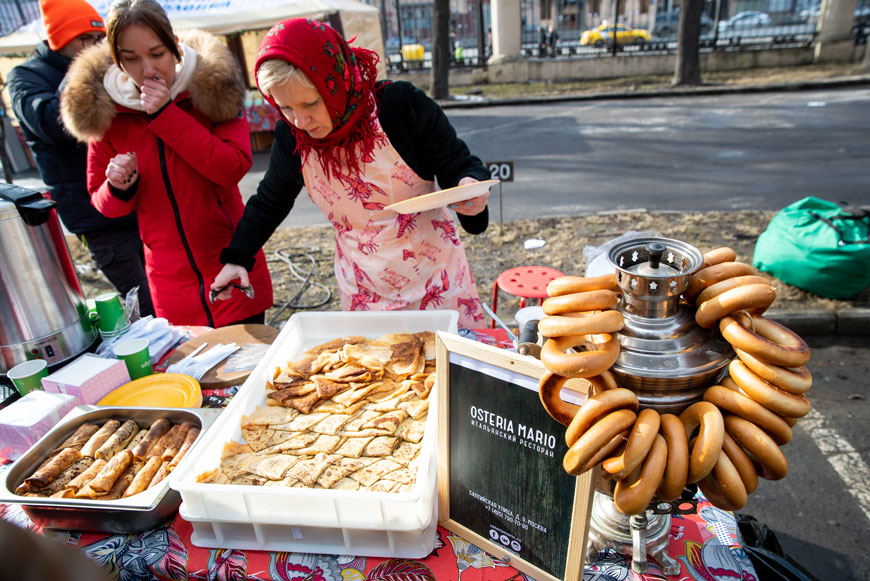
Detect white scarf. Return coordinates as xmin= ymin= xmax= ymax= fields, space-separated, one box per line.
xmin=103 ymin=42 xmax=198 ymax=111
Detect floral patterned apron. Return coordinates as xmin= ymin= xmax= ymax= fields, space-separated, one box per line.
xmin=301 ymin=120 xmax=485 ymax=328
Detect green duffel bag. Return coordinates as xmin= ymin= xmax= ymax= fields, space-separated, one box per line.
xmin=753 ymin=196 xmax=870 ymax=299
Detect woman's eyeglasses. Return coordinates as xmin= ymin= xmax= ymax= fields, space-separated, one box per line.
xmin=78 ymin=33 xmax=106 ymax=48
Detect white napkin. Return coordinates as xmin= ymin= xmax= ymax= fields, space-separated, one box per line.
xmin=165 ymin=343 xmax=240 ymax=381
xmin=96 ymin=316 xmax=187 ymax=364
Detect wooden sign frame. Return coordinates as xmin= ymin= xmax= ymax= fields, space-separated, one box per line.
xmin=435 ymin=332 xmax=593 ymax=581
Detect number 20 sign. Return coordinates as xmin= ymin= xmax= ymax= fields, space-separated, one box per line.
xmin=487 ymin=161 xmax=514 ymax=182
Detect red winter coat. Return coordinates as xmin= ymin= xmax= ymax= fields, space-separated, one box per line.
xmin=61 ymin=30 xmax=272 ymax=327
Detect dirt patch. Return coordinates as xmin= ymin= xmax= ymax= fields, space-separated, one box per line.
xmin=67 ymin=210 xmax=868 ymax=327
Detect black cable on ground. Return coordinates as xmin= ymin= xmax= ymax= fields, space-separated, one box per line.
xmin=266 ymin=247 xmax=332 ymax=327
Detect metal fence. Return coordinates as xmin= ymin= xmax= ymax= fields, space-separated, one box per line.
xmin=384 ymin=0 xmax=870 ymax=71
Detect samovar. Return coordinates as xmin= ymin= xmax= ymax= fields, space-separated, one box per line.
xmin=586 ymin=237 xmax=734 ymax=574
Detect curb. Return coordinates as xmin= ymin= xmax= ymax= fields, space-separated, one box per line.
xmin=440 ymin=74 xmax=870 ymax=109
xmin=765 ymin=308 xmax=870 ymax=337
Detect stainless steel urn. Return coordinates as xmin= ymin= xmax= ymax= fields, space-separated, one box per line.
xmin=0 ymin=183 xmax=97 ymax=379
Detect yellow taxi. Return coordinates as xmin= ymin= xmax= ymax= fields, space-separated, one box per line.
xmin=580 ymin=23 xmax=651 ymax=46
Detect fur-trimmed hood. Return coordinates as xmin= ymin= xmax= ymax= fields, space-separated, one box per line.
xmin=61 ymin=29 xmax=246 ymax=142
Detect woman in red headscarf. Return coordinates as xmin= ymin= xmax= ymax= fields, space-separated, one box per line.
xmin=212 ymin=18 xmax=491 ymax=328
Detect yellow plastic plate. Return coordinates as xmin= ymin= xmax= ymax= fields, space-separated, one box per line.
xmin=98 ymin=373 xmax=202 ymax=408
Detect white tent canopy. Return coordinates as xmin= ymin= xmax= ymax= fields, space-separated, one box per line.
xmin=0 ymin=0 xmax=378 ymax=55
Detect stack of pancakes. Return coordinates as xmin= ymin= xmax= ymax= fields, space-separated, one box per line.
xmin=199 ymin=332 xmax=437 ymax=492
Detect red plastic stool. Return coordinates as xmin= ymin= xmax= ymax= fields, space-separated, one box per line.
xmin=490 ymin=266 xmax=565 ymax=328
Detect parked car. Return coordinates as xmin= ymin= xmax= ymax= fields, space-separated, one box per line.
xmin=384 ymin=36 xmax=418 ymax=52
xmin=718 ymin=11 xmax=772 ymax=31
xmin=654 ymin=11 xmax=713 ymax=35
xmin=580 ymin=23 xmax=651 ymax=46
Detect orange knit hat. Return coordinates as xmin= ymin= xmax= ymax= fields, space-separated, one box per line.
xmin=40 ymin=0 xmax=105 ymax=51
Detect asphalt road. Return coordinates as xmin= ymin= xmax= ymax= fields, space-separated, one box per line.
xmin=238 ymin=85 xmax=870 ymax=228
xmin=737 ymin=334 xmax=870 ymax=581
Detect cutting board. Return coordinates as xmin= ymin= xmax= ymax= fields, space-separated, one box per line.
xmin=165 ymin=324 xmax=279 ymax=390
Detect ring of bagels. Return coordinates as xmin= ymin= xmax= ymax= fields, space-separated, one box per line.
xmin=535 ymin=249 xmax=811 ymax=515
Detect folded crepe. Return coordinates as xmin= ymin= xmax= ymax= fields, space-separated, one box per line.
xmin=88 ymin=449 xmax=133 ymax=493
xmin=131 ymin=418 xmax=171 ymax=459
xmin=23 ymin=448 xmax=81 ymax=490
xmin=95 ymin=419 xmax=139 ymax=460
xmin=80 ymin=419 xmax=121 ymax=458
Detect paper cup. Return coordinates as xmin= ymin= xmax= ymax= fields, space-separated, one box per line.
xmin=7 ymin=359 xmax=48 ymax=396
xmin=94 ymin=292 xmax=129 ymax=334
xmin=114 ymin=338 xmax=153 ymax=380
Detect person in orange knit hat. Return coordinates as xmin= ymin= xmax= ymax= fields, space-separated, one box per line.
xmin=40 ymin=0 xmax=106 ymax=52
xmin=7 ymin=0 xmax=154 ymax=317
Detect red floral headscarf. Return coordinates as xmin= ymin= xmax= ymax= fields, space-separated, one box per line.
xmin=255 ymin=18 xmax=381 ymax=180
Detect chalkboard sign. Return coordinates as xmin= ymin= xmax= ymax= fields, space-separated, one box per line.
xmin=436 ymin=333 xmax=593 ymax=581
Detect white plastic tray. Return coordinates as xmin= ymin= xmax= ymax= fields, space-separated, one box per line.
xmin=179 ymin=496 xmax=439 ymax=558
xmin=169 ymin=311 xmax=458 ymax=552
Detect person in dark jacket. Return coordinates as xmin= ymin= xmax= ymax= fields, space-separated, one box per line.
xmin=7 ymin=0 xmax=153 ymax=317
xmin=211 ymin=18 xmax=490 ymax=328
xmin=546 ymin=24 xmax=560 ymax=57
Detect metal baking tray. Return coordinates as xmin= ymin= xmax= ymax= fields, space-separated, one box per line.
xmin=0 ymin=405 xmax=220 ymax=533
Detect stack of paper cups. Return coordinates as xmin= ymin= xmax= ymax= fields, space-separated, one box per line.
xmin=93 ymin=292 xmax=130 ymax=341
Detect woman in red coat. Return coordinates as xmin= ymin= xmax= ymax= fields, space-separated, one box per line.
xmin=61 ymin=0 xmax=272 ymax=327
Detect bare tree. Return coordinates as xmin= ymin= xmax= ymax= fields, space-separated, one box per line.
xmin=429 ymin=0 xmax=450 ymax=99
xmin=672 ymin=0 xmax=704 ymax=86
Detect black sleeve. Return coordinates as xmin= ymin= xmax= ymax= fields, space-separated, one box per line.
xmin=379 ymin=81 xmax=490 ymax=234
xmin=220 ymin=120 xmax=305 ymax=270
xmin=7 ymin=65 xmax=76 ymax=146
xmin=108 ymin=179 xmax=139 ymax=201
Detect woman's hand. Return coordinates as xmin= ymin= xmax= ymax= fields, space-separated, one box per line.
xmin=210 ymin=263 xmax=250 ymax=301
xmin=449 ymin=176 xmax=489 ymax=215
xmin=140 ymin=77 xmax=171 ymax=115
xmin=105 ymin=152 xmax=138 ymax=190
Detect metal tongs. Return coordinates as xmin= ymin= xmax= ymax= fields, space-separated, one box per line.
xmin=208 ymin=283 xmax=254 ymax=303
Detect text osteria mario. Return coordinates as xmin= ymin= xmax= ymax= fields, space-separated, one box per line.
xmin=470 ymin=406 xmax=557 ymax=457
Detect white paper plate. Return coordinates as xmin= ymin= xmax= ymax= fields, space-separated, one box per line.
xmin=384 ymin=180 xmax=499 ymax=215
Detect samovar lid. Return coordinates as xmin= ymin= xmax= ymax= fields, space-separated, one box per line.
xmin=607 ymin=237 xmax=704 ymax=301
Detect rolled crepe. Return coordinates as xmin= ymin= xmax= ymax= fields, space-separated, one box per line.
xmin=42 ymin=457 xmax=95 ymax=495
xmin=162 ymin=422 xmax=195 ymax=460
xmin=66 ymin=458 xmax=107 ymax=493
xmin=22 ymin=424 xmax=100 ymax=483
xmin=124 ymin=429 xmax=148 ymax=452
xmin=168 ymin=427 xmax=200 ymax=469
xmin=52 ymin=423 xmax=100 ymax=455
xmin=23 ymin=448 xmax=81 ymax=490
xmin=99 ymin=458 xmax=143 ymax=500
xmin=80 ymin=419 xmax=121 ymax=458
xmin=147 ymin=460 xmax=172 ymax=489
xmin=95 ymin=419 xmax=139 ymax=460
xmin=146 ymin=424 xmax=179 ymax=459
xmin=132 ymin=418 xmax=171 ymax=459
xmin=123 ymin=456 xmax=163 ymax=497
xmin=88 ymin=449 xmax=133 ymax=493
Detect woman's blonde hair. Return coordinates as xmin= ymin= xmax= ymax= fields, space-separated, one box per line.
xmin=257 ymin=58 xmax=315 ymax=97
xmin=106 ymin=0 xmax=180 ymax=66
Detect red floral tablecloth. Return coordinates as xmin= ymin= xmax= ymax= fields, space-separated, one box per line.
xmin=0 ymin=491 xmax=757 ymax=580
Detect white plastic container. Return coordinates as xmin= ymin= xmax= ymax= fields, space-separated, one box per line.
xmin=169 ymin=310 xmax=459 ymax=557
